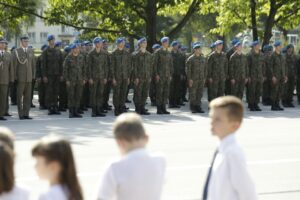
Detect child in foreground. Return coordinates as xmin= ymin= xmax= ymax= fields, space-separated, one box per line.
xmin=32 ymin=135 xmax=83 ymax=200
xmin=202 ymin=96 xmax=258 ymax=200
xmin=96 ymin=113 xmax=166 ymax=200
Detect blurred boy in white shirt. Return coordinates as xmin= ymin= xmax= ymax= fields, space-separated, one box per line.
xmin=96 ymin=113 xmax=166 ymax=200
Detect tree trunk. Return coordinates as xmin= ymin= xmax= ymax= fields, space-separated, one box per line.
xmin=250 ymin=0 xmax=258 ymax=41
xmin=145 ymin=0 xmax=157 ymax=52
xmin=262 ymin=0 xmax=277 ymax=48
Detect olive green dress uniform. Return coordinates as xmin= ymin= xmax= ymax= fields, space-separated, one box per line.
xmin=63 ymin=53 xmax=86 ymax=116
xmin=246 ymin=50 xmax=265 ymax=110
xmin=283 ymin=53 xmax=297 ymax=106
xmin=41 ymin=46 xmax=63 ymax=112
xmin=186 ymin=54 xmax=207 ymax=112
xmin=111 ymin=48 xmax=132 ymax=115
xmin=207 ymin=51 xmax=228 ymax=101
xmin=0 ymin=51 xmax=14 ymax=118
xmin=132 ymin=49 xmax=153 ymax=114
xmin=87 ymin=48 xmax=109 ymax=116
xmin=270 ymin=51 xmax=286 ymax=109
xmin=169 ymin=50 xmax=185 ymax=107
xmin=228 ymin=52 xmax=248 ymax=99
xmin=153 ymin=48 xmax=174 ymax=113
xmin=12 ymin=47 xmax=36 ymax=119
xmin=262 ymin=52 xmax=273 ymax=105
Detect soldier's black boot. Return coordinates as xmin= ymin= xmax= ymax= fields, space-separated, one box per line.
xmin=74 ymin=107 xmax=83 ymax=118
xmin=91 ymin=107 xmax=97 ymax=117
xmin=96 ymin=107 xmax=106 ymax=117
xmin=77 ymin=108 xmax=84 ymax=114
xmin=99 ymin=106 xmax=108 ymax=113
xmin=276 ymin=102 xmax=284 ymax=111
xmin=190 ymin=105 xmax=197 ymax=113
xmin=69 ymin=107 xmax=75 ymax=118
xmin=249 ymin=104 xmax=256 ymax=111
xmin=254 ymin=104 xmax=262 ymax=111
xmin=140 ymin=106 xmax=150 ymax=115
xmin=48 ymin=106 xmax=56 ymax=115
xmin=196 ymin=105 xmax=205 ymax=113
xmin=135 ymin=105 xmax=141 ymax=114
xmin=157 ymin=105 xmax=164 ymax=115
xmin=271 ymin=101 xmax=279 ymax=111
xmin=114 ymin=107 xmax=120 ymax=116
xmin=54 ymin=106 xmax=61 ymax=115
xmin=162 ymin=105 xmax=170 ymax=114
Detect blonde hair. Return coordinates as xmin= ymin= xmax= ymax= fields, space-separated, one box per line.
xmin=113 ymin=113 xmax=146 ymax=141
xmin=209 ymin=96 xmax=244 ymax=123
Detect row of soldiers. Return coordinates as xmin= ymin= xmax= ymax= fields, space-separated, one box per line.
xmin=1 ymin=35 xmax=300 ymax=120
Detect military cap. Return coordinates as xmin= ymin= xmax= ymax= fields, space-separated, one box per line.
xmin=171 ymin=41 xmax=178 ymax=47
xmin=263 ymin=44 xmax=270 ymax=52
xmin=231 ymin=38 xmax=239 ymax=45
xmin=69 ymin=43 xmax=79 ymax=49
xmin=116 ymin=37 xmax=125 ymax=44
xmin=64 ymin=45 xmax=71 ymax=52
xmin=160 ymin=37 xmax=169 ymax=43
xmin=193 ymin=43 xmax=201 ymax=49
xmin=234 ymin=41 xmax=241 ymax=47
xmin=152 ymin=44 xmax=161 ymax=49
xmin=93 ymin=37 xmax=103 ymax=44
xmin=20 ymin=35 xmax=29 ymax=41
xmin=250 ymin=40 xmax=259 ymax=47
xmin=47 ymin=34 xmax=55 ymax=41
xmin=210 ymin=42 xmax=216 ymax=49
xmin=274 ymin=41 xmax=281 ymax=47
xmin=55 ymin=41 xmax=62 ymax=47
xmin=137 ymin=37 xmax=146 ymax=45
xmin=83 ymin=41 xmax=91 ymax=46
xmin=73 ymin=39 xmax=81 ymax=44
xmin=286 ymin=44 xmax=294 ymax=50
xmin=125 ymin=42 xmax=130 ymax=49
xmin=214 ymin=40 xmax=223 ymax=46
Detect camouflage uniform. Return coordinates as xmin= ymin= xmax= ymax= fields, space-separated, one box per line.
xmin=153 ymin=48 xmax=173 ymax=114
xmin=63 ymin=53 xmax=86 ymax=117
xmin=169 ymin=50 xmax=185 ymax=107
xmin=80 ymin=50 xmax=90 ymax=111
xmin=207 ymin=51 xmax=228 ymax=101
xmin=247 ymin=50 xmax=265 ymax=110
xmin=59 ymin=51 xmax=69 ymax=111
xmin=282 ymin=53 xmax=297 ymax=106
xmin=87 ymin=48 xmax=109 ymax=116
xmin=0 ymin=51 xmax=14 ymax=119
xmin=132 ymin=50 xmax=153 ymax=114
xmin=41 ymin=46 xmax=63 ymax=113
xmin=111 ymin=48 xmax=132 ymax=116
xmin=228 ymin=52 xmax=248 ymax=99
xmin=35 ymin=54 xmax=46 ymax=109
xmin=225 ymin=47 xmax=236 ymax=95
xmin=186 ymin=53 xmax=207 ymax=112
xmin=262 ymin=52 xmax=273 ymax=105
xmin=270 ymin=51 xmax=286 ymax=109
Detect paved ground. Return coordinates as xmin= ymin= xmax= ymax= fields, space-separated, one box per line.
xmin=1 ymin=93 xmax=300 ymax=200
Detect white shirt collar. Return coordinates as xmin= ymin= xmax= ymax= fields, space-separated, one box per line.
xmin=125 ymin=148 xmax=147 ymax=158
xmin=218 ymin=134 xmax=236 ymax=153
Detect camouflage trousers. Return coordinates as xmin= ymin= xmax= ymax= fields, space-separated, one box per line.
xmin=230 ymin=79 xmax=245 ymax=100
xmin=189 ymin=80 xmax=204 ymax=107
xmin=207 ymin=79 xmax=225 ymax=101
xmin=90 ymin=79 xmax=106 ymax=107
xmin=133 ymin=80 xmax=150 ymax=108
xmin=282 ymin=75 xmax=295 ymax=103
xmin=67 ymin=81 xmax=83 ymax=108
xmin=247 ymin=80 xmax=262 ymax=104
xmin=156 ymin=78 xmax=171 ymax=106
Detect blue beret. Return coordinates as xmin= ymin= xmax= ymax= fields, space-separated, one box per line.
xmin=210 ymin=43 xmax=216 ymax=49
xmin=181 ymin=45 xmax=187 ymax=51
xmin=234 ymin=41 xmax=241 ymax=47
xmin=193 ymin=43 xmax=201 ymax=49
xmin=55 ymin=41 xmax=62 ymax=47
xmin=137 ymin=37 xmax=146 ymax=45
xmin=47 ymin=34 xmax=55 ymax=41
xmin=73 ymin=39 xmax=81 ymax=44
xmin=83 ymin=41 xmax=91 ymax=46
xmin=214 ymin=40 xmax=223 ymax=46
xmin=69 ymin=43 xmax=79 ymax=50
xmin=116 ymin=37 xmax=125 ymax=44
xmin=64 ymin=45 xmax=71 ymax=52
xmin=152 ymin=44 xmax=161 ymax=49
xmin=250 ymin=40 xmax=259 ymax=47
xmin=93 ymin=37 xmax=103 ymax=44
xmin=286 ymin=44 xmax=294 ymax=50
xmin=102 ymin=39 xmax=108 ymax=43
xmin=41 ymin=44 xmax=48 ymax=51
xmin=263 ymin=44 xmax=269 ymax=52
xmin=268 ymin=45 xmax=273 ymax=52
xmin=125 ymin=42 xmax=130 ymax=49
xmin=171 ymin=41 xmax=178 ymax=47
xmin=231 ymin=38 xmax=239 ymax=45
xmin=160 ymin=37 xmax=169 ymax=43
xmin=274 ymin=41 xmax=281 ymax=47
xmin=20 ymin=35 xmax=29 ymax=40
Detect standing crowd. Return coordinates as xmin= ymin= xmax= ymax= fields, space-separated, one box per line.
xmin=0 ymin=34 xmax=300 ymax=120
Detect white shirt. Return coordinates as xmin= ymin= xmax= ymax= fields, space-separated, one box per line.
xmin=0 ymin=185 xmax=29 ymax=200
xmin=207 ymin=134 xmax=258 ymax=200
xmin=97 ymin=148 xmax=166 ymax=200
xmin=38 ymin=184 xmax=69 ymax=200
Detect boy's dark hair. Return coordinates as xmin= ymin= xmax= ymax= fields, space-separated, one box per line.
xmin=113 ymin=113 xmax=146 ymax=141
xmin=0 ymin=127 xmax=14 ymax=150
xmin=0 ymin=142 xmax=15 ymax=194
xmin=32 ymin=135 xmax=83 ymax=200
xmin=209 ymin=96 xmax=244 ymax=123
